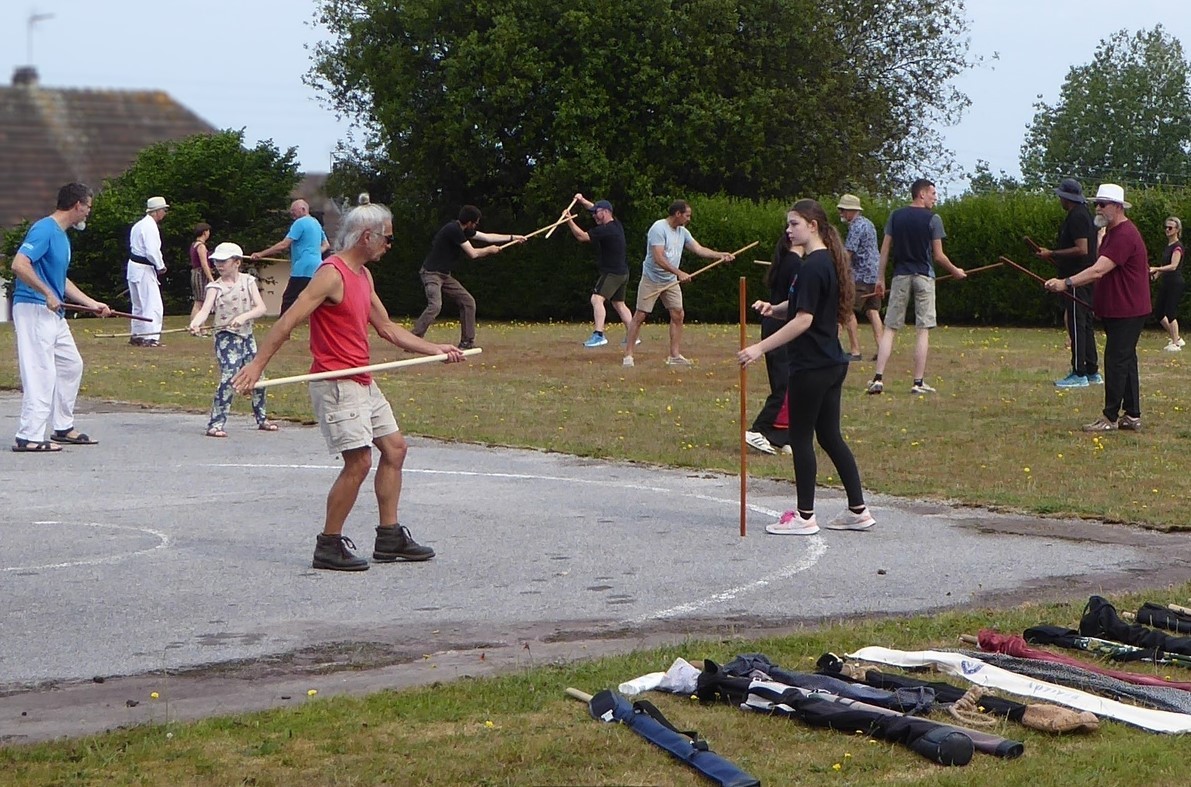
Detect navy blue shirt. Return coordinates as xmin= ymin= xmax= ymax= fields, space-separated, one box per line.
xmin=588 ymin=219 xmax=628 ymax=275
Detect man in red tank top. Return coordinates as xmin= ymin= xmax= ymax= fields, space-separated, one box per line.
xmin=235 ymin=202 xmax=466 ymax=571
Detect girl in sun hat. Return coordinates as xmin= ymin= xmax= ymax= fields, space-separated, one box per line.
xmin=188 ymin=242 xmax=277 ymax=437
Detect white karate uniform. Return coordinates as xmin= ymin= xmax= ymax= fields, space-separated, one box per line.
xmin=13 ymin=303 xmax=84 ymax=442
xmin=127 ymin=213 xmax=165 ymax=338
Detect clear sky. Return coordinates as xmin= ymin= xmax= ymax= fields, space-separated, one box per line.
xmin=3 ymin=1 xmax=1188 ymax=189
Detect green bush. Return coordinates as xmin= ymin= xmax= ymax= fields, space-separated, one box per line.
xmin=373 ymin=187 xmax=1191 ymax=327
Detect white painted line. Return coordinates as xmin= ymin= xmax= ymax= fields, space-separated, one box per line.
xmin=3 ymin=522 xmax=171 ymax=572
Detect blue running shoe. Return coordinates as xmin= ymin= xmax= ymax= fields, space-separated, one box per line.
xmin=1087 ymin=373 xmax=1104 ymax=385
xmin=1055 ymin=373 xmax=1089 ymax=388
xmin=584 ymin=332 xmax=608 ymax=348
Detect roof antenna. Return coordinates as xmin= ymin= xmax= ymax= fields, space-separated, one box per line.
xmin=27 ymin=11 xmax=55 ymax=65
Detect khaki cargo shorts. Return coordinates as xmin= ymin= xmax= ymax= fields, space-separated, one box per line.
xmin=635 ymin=276 xmax=683 ymax=313
xmin=309 ymin=379 xmax=398 ymax=454
xmin=885 ymin=274 xmax=937 ymax=330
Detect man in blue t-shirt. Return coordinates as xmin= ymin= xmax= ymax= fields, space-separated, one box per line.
xmin=866 ymin=179 xmax=966 ymax=395
xmin=565 ymin=193 xmax=634 ymax=348
xmin=622 ymin=200 xmax=735 ymax=367
xmin=252 ymin=199 xmax=330 ymax=314
xmin=9 ymin=182 xmax=112 ymax=451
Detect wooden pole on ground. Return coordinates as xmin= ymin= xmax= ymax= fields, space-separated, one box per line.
xmin=739 ymin=276 xmax=748 ymax=538
xmin=254 ymin=348 xmax=482 ymax=389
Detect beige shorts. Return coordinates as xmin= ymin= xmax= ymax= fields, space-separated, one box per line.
xmin=885 ymin=275 xmax=937 ymax=330
xmin=309 ymin=379 xmax=398 ymax=454
xmin=635 ymin=277 xmax=683 ymax=313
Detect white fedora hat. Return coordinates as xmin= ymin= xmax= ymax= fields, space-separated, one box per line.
xmin=1093 ymin=183 xmax=1131 ymax=209
xmin=145 ymin=196 xmax=170 ymax=212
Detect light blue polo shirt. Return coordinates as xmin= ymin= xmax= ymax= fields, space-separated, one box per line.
xmin=287 ymin=215 xmax=327 ymax=278
xmin=12 ymin=217 xmax=70 ymax=308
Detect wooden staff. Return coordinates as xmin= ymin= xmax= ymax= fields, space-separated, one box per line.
xmin=92 ymin=327 xmax=191 ymax=338
xmin=565 ymin=687 xmax=593 ymax=703
xmin=1023 ymin=236 xmax=1043 ymax=254
xmin=936 ymin=262 xmax=1003 ymax=282
xmin=498 ymin=214 xmax=577 ymax=249
xmin=250 ymin=256 xmax=291 ymax=264
xmin=999 ymin=255 xmax=1093 ymax=311
xmin=64 ymin=303 xmax=151 ymax=322
xmin=544 ymin=197 xmax=579 ymax=239
xmin=655 ymin=241 xmax=761 ymax=295
xmin=254 ymin=348 xmax=482 ymax=389
xmin=738 ymin=277 xmax=748 ymax=538
xmin=753 ymin=259 xmax=771 ymax=266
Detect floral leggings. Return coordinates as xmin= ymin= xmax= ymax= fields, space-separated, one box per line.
xmin=208 ymin=331 xmax=267 ymax=431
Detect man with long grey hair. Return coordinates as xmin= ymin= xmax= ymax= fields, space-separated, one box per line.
xmin=234 ymin=201 xmax=466 ymax=571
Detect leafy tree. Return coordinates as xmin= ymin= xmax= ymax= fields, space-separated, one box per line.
xmin=964 ymin=159 xmax=1022 ymax=196
xmin=65 ymin=130 xmax=301 ymax=312
xmin=1020 ymin=26 xmax=1191 ymax=189
xmin=309 ymin=0 xmax=978 ymax=226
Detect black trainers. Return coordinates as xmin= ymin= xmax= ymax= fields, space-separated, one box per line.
xmin=458 ymin=339 xmax=475 ymax=350
xmin=373 ymin=524 xmax=436 ymax=562
xmin=312 ymin=533 xmax=369 ymax=571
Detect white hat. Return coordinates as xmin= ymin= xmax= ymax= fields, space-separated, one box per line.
xmin=145 ymin=196 xmax=169 ymax=212
xmin=1093 ymin=183 xmax=1131 ymax=209
xmin=209 ymin=242 xmax=244 ymax=261
xmin=836 ymin=194 xmax=863 ymax=211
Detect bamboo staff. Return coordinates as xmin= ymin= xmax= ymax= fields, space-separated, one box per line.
xmin=64 ymin=303 xmax=151 ymax=321
xmin=254 ymin=348 xmax=482 ymax=389
xmin=1023 ymin=236 xmax=1043 ymax=254
xmin=655 ymin=241 xmax=761 ymax=295
xmin=249 ymin=256 xmax=291 ymax=264
xmin=936 ymin=261 xmax=1003 ymax=282
xmin=999 ymin=255 xmax=1094 ymax=311
xmin=752 ymin=259 xmax=771 ymax=266
xmin=544 ymin=197 xmax=579 ymax=239
xmin=93 ymin=327 xmax=191 ymax=338
xmin=498 ymin=214 xmax=577 ymax=249
xmin=738 ymin=276 xmax=748 ymax=538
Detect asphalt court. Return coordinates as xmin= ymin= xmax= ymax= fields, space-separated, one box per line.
xmin=4 ymin=392 xmax=1191 ymax=740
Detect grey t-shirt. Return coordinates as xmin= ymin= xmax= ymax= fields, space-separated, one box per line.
xmin=641 ymin=219 xmax=694 ymax=284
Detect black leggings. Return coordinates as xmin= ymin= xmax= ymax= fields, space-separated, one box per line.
xmin=786 ymin=364 xmax=865 ymax=512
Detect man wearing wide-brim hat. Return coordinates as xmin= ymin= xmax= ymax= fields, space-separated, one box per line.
xmin=126 ymin=196 xmax=170 ymax=346
xmin=836 ymin=194 xmax=882 ymax=361
xmin=1045 ymin=184 xmax=1150 ymax=432
xmin=1034 ymin=177 xmax=1100 ymax=388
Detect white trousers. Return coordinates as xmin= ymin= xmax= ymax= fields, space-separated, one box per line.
xmin=13 ymin=302 xmax=84 ymax=442
xmin=126 ymin=262 xmax=163 ymax=337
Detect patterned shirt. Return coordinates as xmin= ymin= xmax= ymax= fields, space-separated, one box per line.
xmin=207 ymin=274 xmax=258 ymax=338
xmin=844 ymin=215 xmax=879 ymax=284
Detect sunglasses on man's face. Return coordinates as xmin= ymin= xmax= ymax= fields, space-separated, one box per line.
xmin=1166 ymin=225 xmax=1178 ymax=230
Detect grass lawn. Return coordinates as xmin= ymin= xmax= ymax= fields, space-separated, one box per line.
xmin=1 ymin=317 xmax=1189 ymax=785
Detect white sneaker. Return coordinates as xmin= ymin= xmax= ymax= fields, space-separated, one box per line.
xmin=744 ymin=431 xmax=777 ymax=455
xmin=665 ymin=355 xmax=693 ymax=366
xmin=825 ymin=507 xmax=876 ymax=531
xmin=780 ymin=444 xmax=793 ymax=455
xmin=765 ymin=511 xmax=819 ymax=535
xmin=1179 ymin=338 xmax=1186 ymax=347
xmin=622 ymin=356 xmax=635 ymax=367
xmin=1164 ymin=342 xmax=1182 ymax=352
xmin=910 ymin=381 xmax=937 ymax=394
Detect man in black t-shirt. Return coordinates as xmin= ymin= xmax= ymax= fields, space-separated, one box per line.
xmin=566 ymin=194 xmax=634 ymax=348
xmin=412 ymin=205 xmax=525 ymax=348
xmin=1035 ymin=178 xmax=1100 ymax=387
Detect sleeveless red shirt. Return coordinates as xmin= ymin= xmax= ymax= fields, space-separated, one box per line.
xmin=308 ymin=256 xmax=373 ymax=385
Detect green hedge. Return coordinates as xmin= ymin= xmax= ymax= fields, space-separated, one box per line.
xmin=373 ymin=188 xmax=1191 ymax=327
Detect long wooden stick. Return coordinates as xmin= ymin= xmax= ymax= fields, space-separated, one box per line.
xmin=1023 ymin=236 xmax=1043 ymax=254
xmin=999 ymin=255 xmax=1093 ymax=311
xmin=250 ymin=256 xmax=291 ymax=264
xmin=739 ymin=277 xmax=748 ymax=538
xmin=565 ymin=687 xmax=594 ymax=703
xmin=64 ymin=303 xmax=152 ymax=322
xmin=655 ymin=241 xmax=761 ymax=295
xmin=936 ymin=262 xmax=1003 ymax=282
xmin=93 ymin=327 xmax=192 ymax=338
xmin=544 ymin=197 xmax=579 ymax=239
xmin=498 ymin=214 xmax=577 ymax=249
xmin=254 ymin=348 xmax=482 ymax=389
xmin=753 ymin=259 xmax=771 ymax=266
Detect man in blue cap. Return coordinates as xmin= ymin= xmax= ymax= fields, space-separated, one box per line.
xmin=566 ymin=193 xmax=634 ymax=348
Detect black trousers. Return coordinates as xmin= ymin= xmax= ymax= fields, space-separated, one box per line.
xmin=1065 ymin=284 xmax=1098 ymax=376
xmin=280 ymin=276 xmax=312 ymax=315
xmin=786 ymin=363 xmax=864 ymax=511
xmin=1100 ymin=316 xmax=1145 ymax=420
xmin=750 ymin=318 xmax=790 ymax=444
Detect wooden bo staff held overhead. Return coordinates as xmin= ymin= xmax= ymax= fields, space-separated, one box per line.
xmin=999 ymin=255 xmax=1094 ymax=311
xmin=654 ymin=241 xmax=761 ymax=295
xmin=64 ymin=303 xmax=151 ymax=322
xmin=936 ymin=261 xmax=1003 ymax=282
xmin=544 ymin=196 xmax=579 ymax=239
xmin=497 ymin=214 xmax=577 ymax=249
xmin=254 ymin=348 xmax=482 ymax=389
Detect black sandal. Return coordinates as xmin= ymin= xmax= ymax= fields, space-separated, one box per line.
xmin=51 ymin=429 xmax=98 ymax=445
xmin=12 ymin=438 xmax=62 ymax=452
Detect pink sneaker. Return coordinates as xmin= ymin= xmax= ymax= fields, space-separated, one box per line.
xmin=765 ymin=511 xmax=819 ymax=535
